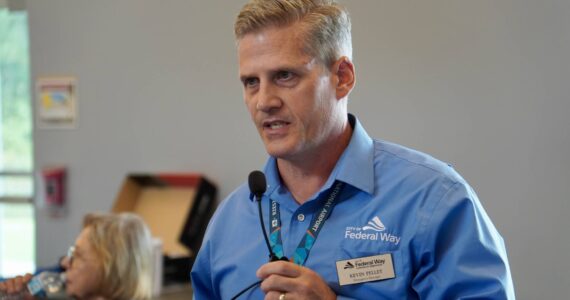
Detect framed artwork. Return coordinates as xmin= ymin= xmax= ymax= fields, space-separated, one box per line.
xmin=36 ymin=77 xmax=77 ymax=129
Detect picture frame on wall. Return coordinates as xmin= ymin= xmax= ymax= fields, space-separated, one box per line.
xmin=36 ymin=77 xmax=78 ymax=129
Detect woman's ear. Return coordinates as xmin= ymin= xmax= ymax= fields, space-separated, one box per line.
xmin=333 ymin=56 xmax=356 ymax=100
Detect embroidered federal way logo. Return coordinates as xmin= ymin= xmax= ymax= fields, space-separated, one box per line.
xmin=362 ymin=216 xmax=385 ymax=232
xmin=344 ymin=216 xmax=401 ymax=245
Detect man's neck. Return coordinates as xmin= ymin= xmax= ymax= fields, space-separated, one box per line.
xmin=277 ymin=123 xmax=353 ymax=204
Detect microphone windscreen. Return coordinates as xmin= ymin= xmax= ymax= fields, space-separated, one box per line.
xmin=248 ymin=170 xmax=267 ymax=197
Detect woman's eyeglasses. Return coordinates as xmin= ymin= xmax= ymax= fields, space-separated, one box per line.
xmin=66 ymin=245 xmax=76 ymax=267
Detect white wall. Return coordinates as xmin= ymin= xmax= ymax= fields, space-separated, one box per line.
xmin=28 ymin=0 xmax=570 ymax=298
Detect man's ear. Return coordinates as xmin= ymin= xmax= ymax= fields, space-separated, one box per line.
xmin=333 ymin=56 xmax=356 ymax=100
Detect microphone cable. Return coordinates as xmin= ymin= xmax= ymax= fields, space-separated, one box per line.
xmin=230 ymin=171 xmax=287 ymax=299
xmin=230 ymin=279 xmax=262 ymax=300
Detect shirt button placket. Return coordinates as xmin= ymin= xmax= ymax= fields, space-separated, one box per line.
xmin=297 ymin=213 xmax=305 ymax=222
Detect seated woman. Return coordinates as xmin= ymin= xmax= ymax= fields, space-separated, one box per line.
xmin=0 ymin=212 xmax=153 ymax=300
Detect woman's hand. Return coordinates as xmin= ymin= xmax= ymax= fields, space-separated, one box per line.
xmin=0 ymin=274 xmax=35 ymax=299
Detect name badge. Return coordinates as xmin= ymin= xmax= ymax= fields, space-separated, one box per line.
xmin=335 ymin=253 xmax=396 ymax=286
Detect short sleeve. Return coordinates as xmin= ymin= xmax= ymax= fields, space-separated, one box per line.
xmin=412 ymin=182 xmax=516 ymax=299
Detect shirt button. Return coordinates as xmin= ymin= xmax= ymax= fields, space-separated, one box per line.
xmin=297 ymin=214 xmax=305 ymax=222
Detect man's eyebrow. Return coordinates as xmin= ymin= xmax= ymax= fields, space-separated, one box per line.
xmin=239 ymin=75 xmax=255 ymax=83
xmin=272 ymin=67 xmax=297 ymax=73
xmin=240 ymin=66 xmax=301 ymax=79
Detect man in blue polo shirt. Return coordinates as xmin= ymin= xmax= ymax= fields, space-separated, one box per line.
xmin=191 ymin=0 xmax=515 ymax=299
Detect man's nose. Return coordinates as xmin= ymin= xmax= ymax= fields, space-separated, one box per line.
xmin=256 ymin=83 xmax=282 ymax=112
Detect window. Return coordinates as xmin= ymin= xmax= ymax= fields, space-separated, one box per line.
xmin=0 ymin=6 xmax=35 ymax=277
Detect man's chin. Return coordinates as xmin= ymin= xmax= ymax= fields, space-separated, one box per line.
xmin=264 ymin=145 xmax=295 ymax=159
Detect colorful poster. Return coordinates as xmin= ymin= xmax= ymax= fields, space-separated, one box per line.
xmin=37 ymin=77 xmax=77 ymax=129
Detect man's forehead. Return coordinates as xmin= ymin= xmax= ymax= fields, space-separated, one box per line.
xmin=238 ymin=50 xmax=316 ymax=78
xmin=237 ymin=26 xmax=316 ymax=75
xmin=239 ymin=27 xmax=303 ymax=52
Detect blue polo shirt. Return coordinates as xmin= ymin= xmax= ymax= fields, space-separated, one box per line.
xmin=191 ymin=115 xmax=515 ymax=299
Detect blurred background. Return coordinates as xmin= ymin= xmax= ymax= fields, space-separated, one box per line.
xmin=0 ymin=0 xmax=568 ymax=299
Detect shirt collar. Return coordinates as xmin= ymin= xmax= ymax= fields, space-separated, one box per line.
xmin=252 ymin=114 xmax=375 ymax=201
xmin=333 ymin=114 xmax=375 ymax=195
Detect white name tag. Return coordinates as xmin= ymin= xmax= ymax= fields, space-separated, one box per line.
xmin=335 ymin=253 xmax=396 ymax=286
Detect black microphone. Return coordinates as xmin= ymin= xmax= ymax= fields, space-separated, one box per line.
xmin=248 ymin=170 xmax=287 ymax=262
xmin=248 ymin=170 xmax=267 ymax=199
xmin=231 ymin=171 xmax=287 ymax=300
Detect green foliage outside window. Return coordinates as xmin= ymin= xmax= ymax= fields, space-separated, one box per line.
xmin=0 ymin=8 xmax=33 ymax=172
xmin=0 ymin=8 xmax=35 ymax=277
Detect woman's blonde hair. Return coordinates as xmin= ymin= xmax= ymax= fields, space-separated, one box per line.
xmin=234 ymin=0 xmax=352 ymax=67
xmin=83 ymin=212 xmax=153 ymax=300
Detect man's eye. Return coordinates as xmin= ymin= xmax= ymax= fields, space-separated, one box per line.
xmin=243 ymin=78 xmax=259 ymax=88
xmin=276 ymin=71 xmax=294 ymax=81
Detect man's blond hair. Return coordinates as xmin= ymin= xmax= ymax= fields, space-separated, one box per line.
xmin=235 ymin=0 xmax=352 ymax=67
xmin=83 ymin=212 xmax=153 ymax=300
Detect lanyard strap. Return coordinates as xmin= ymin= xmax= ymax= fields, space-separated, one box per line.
xmin=269 ymin=181 xmax=345 ymax=266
